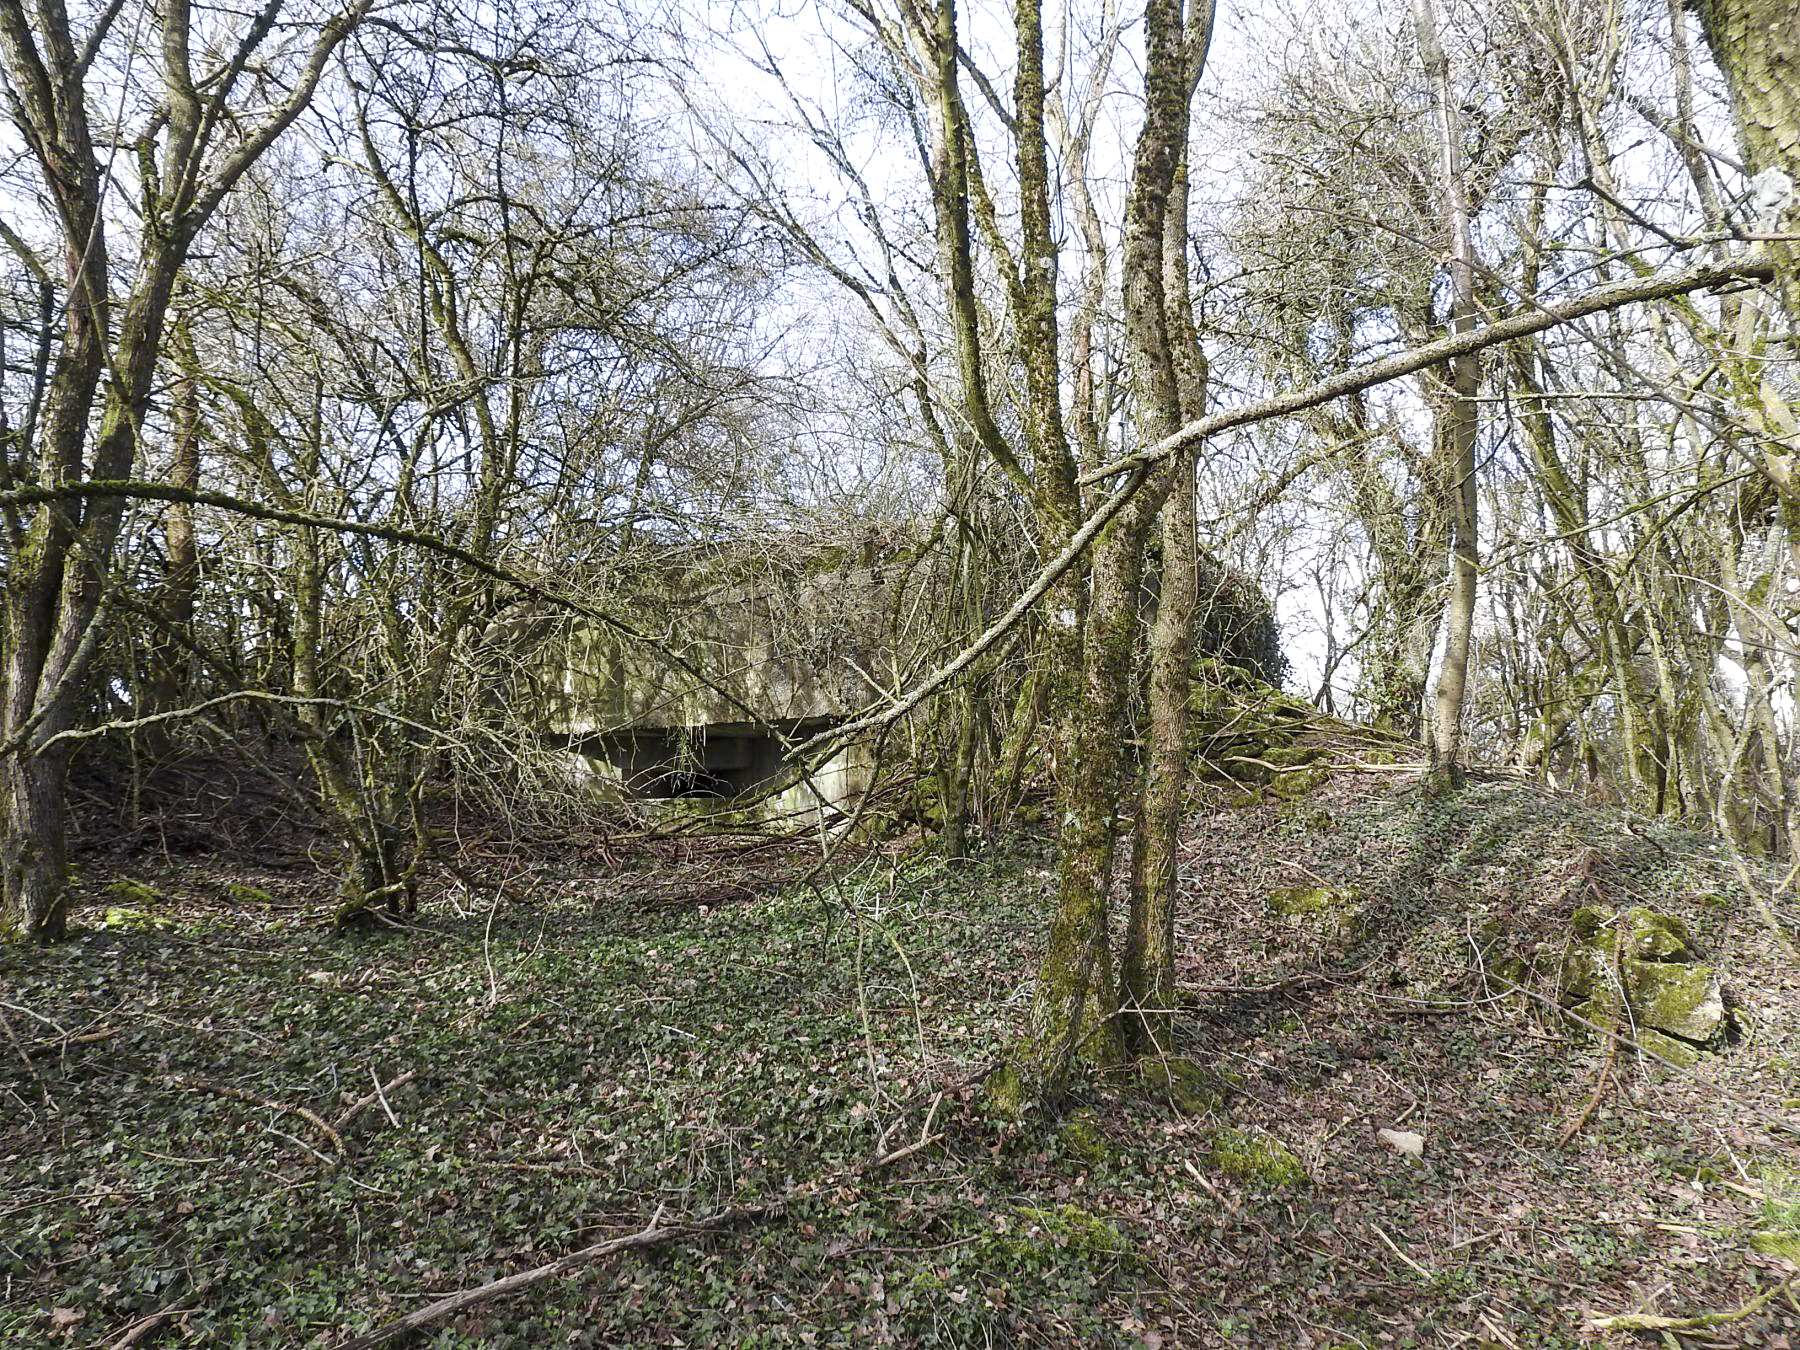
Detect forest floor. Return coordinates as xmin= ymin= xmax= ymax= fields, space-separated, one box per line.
xmin=2 ymin=764 xmax=1798 ymax=1348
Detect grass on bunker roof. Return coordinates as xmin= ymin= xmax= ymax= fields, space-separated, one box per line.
xmin=2 ymin=772 xmax=1798 ymax=1348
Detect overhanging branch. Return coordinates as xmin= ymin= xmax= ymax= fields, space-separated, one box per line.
xmin=1081 ymin=255 xmax=1779 ymax=483
xmin=809 ymin=254 xmax=1782 ymax=752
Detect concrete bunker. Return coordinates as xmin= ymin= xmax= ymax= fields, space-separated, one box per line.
xmin=545 ymin=546 xmax=903 ymax=822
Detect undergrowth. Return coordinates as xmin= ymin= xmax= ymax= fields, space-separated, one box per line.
xmin=2 ymin=776 xmax=1796 ymax=1347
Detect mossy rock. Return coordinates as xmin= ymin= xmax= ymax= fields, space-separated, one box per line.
xmin=1559 ymin=904 xmax=1723 ymax=1053
xmin=1206 ymin=1126 xmax=1309 ymax=1188
xmin=1226 ymin=791 xmax=1264 ymax=810
xmin=996 ymin=1203 xmax=1139 ymax=1273
xmin=1267 ymin=884 xmax=1363 ymax=942
xmin=1484 ymin=953 xmax=1533 ymax=994
xmin=1267 ymin=764 xmax=1331 ymax=800
xmin=1223 ymin=758 xmax=1272 ymax=785
xmin=1621 ymin=905 xmax=1695 ymax=961
xmin=1633 ymin=1028 xmax=1702 ymax=1068
xmin=1189 ymin=683 xmax=1230 ymax=719
xmin=107 ymin=877 xmax=170 ymax=907
xmin=1623 ymin=957 xmax=1723 ymax=1042
xmin=1568 ymin=904 xmax=1610 ymax=941
xmin=1278 ymin=800 xmax=1334 ymax=834
xmin=1140 ymin=1055 xmax=1229 ymax=1116
xmin=1558 ymin=940 xmax=1615 ymax=1005
xmin=1268 ymin=884 xmax=1337 ymax=916
xmin=224 ymin=881 xmax=274 ymax=905
xmin=99 ymin=906 xmax=173 ymax=932
xmin=1261 ymin=744 xmax=1325 ymax=769
xmin=1568 ymin=904 xmax=1694 ymax=960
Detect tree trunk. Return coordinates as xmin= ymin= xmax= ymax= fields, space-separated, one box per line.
xmin=0 ymin=0 xmax=369 ymax=942
xmin=1125 ymin=456 xmax=1194 ymax=1055
xmin=1695 ymin=0 xmax=1800 ymax=183
xmin=1123 ymin=0 xmax=1212 ymax=1056
xmin=1021 ymin=493 xmax=1166 ymax=1093
xmin=1694 ymin=0 xmax=1800 ymax=578
xmin=0 ymin=748 xmax=70 ymax=942
xmin=1413 ymin=0 xmax=1481 ymax=778
xmin=142 ymin=321 xmax=203 ymax=758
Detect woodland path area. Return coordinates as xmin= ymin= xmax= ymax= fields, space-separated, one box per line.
xmin=3 ymin=761 xmax=1797 ymax=1348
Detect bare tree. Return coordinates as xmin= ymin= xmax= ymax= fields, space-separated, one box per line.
xmin=0 ymin=0 xmax=371 ymax=940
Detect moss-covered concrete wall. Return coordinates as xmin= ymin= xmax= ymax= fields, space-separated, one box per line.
xmin=550 ymin=559 xmax=894 ymax=735
xmin=544 ymin=552 xmax=904 ymax=817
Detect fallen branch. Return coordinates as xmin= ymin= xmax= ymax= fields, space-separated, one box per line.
xmin=164 ymin=1075 xmax=345 ymax=1159
xmin=24 ymin=1024 xmax=117 ymax=1058
xmin=333 ymin=1069 xmax=418 ymax=1131
xmin=339 ymin=1074 xmax=959 ymax=1347
xmin=106 ymin=1276 xmax=217 ymax=1349
xmin=1590 ymin=1273 xmax=1797 ymax=1332
xmin=337 ymin=1203 xmax=774 ymax=1348
xmin=1371 ymin=1221 xmax=1436 ymax=1283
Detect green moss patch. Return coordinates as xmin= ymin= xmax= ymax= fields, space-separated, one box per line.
xmin=1207 ymin=1127 xmax=1309 ymax=1188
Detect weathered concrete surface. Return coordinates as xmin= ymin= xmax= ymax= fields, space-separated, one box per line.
xmin=547 ymin=554 xmax=901 ymax=816
xmin=553 ymin=559 xmax=892 ymax=733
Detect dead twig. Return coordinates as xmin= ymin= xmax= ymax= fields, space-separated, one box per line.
xmin=24 ymin=1025 xmax=118 ymax=1058
xmin=1182 ymin=957 xmax=1381 ymax=999
xmin=1590 ymin=1273 xmax=1797 ymax=1333
xmin=333 ymin=1069 xmax=418 ymax=1131
xmin=337 ymin=1204 xmax=767 ymax=1349
xmin=0 ymin=1003 xmax=55 ymax=1112
xmin=165 ymin=1074 xmax=345 ymax=1159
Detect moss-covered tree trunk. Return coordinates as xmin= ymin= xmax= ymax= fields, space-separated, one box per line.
xmin=1124 ymin=461 xmax=1194 ymax=1056
xmin=0 ymin=749 xmax=71 ymax=942
xmin=1413 ymin=0 xmax=1481 ymax=781
xmin=141 ymin=320 xmax=203 ymax=759
xmin=1695 ymin=0 xmax=1800 ymax=577
xmin=1123 ymin=0 xmax=1212 ymax=1058
xmin=1696 ymin=0 xmax=1800 ymax=184
xmin=1023 ymin=495 xmax=1166 ymax=1089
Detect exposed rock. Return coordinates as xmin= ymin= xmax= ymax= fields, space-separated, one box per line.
xmin=1623 ymin=957 xmax=1724 ymax=1042
xmin=1558 ymin=904 xmax=1725 ymax=1058
xmin=1267 ymin=883 xmax=1363 ymax=944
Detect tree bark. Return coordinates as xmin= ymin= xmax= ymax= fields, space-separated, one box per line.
xmin=1123 ymin=0 xmax=1213 ymax=1057
xmin=1412 ymin=0 xmax=1481 ymax=780
xmin=1694 ymin=0 xmax=1800 ymax=586
xmin=1694 ymin=0 xmax=1800 ymax=182
xmin=0 ymin=748 xmax=71 ymax=942
xmin=141 ymin=320 xmax=203 ymax=758
xmin=1023 ymin=494 xmax=1165 ymax=1089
